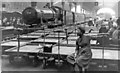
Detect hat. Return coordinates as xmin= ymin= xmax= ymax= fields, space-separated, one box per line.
xmin=78 ymin=27 xmax=85 ymax=34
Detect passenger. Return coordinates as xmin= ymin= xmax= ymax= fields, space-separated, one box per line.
xmin=111 ymin=17 xmax=120 ymax=44
xmin=99 ymin=22 xmax=108 ymax=33
xmin=112 ymin=27 xmax=120 ymax=41
xmin=12 ymin=17 xmax=17 ymax=27
xmin=95 ymin=18 xmax=102 ymax=29
xmin=96 ymin=22 xmax=109 ymax=45
xmin=108 ymin=21 xmax=117 ymax=38
xmin=0 ymin=20 xmax=1 ymax=26
xmin=109 ymin=18 xmax=113 ymax=28
xmin=117 ymin=17 xmax=120 ymax=26
xmin=20 ymin=18 xmax=24 ymax=24
xmin=2 ymin=17 xmax=8 ymax=26
xmin=67 ymin=27 xmax=92 ymax=71
xmin=31 ymin=2 xmax=37 ymax=8
xmin=88 ymin=19 xmax=94 ymax=26
xmin=10 ymin=17 xmax=13 ymax=25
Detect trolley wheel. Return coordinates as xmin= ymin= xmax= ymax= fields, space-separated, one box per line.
xmin=41 ymin=58 xmax=47 ymax=69
xmin=73 ymin=64 xmax=81 ymax=73
xmin=9 ymin=55 xmax=30 ymax=65
xmin=9 ymin=55 xmax=14 ymax=64
xmin=32 ymin=56 xmax=39 ymax=67
xmin=48 ymin=58 xmax=55 ymax=65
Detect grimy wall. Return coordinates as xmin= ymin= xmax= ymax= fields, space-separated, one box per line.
xmin=118 ymin=1 xmax=120 ymax=17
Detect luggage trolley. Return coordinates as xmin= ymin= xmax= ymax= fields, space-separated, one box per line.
xmin=37 ymin=29 xmax=65 ymax=69
xmin=4 ymin=26 xmax=50 ymax=66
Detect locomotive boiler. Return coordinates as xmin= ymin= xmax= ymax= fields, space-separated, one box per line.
xmin=22 ymin=5 xmax=63 ymax=26
xmin=22 ymin=2 xmax=87 ymax=28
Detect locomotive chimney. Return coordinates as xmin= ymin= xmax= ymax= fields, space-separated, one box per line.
xmin=31 ymin=2 xmax=37 ymax=8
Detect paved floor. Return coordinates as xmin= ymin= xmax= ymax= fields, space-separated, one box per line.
xmin=1 ymin=26 xmax=119 ymax=73
xmin=1 ymin=55 xmax=119 ymax=72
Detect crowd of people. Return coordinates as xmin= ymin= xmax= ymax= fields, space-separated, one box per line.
xmin=87 ymin=17 xmax=120 ymax=44
xmin=98 ymin=17 xmax=120 ymax=44
xmin=66 ymin=17 xmax=120 ymax=72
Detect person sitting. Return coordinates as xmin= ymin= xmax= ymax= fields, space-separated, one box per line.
xmin=67 ymin=27 xmax=92 ymax=71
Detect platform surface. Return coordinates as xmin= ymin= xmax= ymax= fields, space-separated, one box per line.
xmin=5 ymin=45 xmax=42 ymax=53
xmin=20 ymin=35 xmax=41 ymax=38
xmin=1 ymin=41 xmax=29 ymax=46
xmin=28 ymin=32 xmax=48 ymax=36
xmin=46 ymin=34 xmax=66 ymax=38
xmin=52 ymin=46 xmax=119 ymax=60
xmin=33 ymin=38 xmax=63 ymax=43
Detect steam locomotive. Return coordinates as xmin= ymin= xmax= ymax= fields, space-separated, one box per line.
xmin=22 ymin=5 xmax=85 ymax=28
xmin=22 ymin=6 xmax=63 ymax=25
xmin=2 ymin=3 xmax=86 ymax=28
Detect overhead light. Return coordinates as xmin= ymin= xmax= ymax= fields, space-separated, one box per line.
xmin=53 ymin=0 xmax=62 ymax=5
xmin=97 ymin=7 xmax=115 ymax=16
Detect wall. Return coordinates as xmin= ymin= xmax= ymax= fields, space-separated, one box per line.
xmin=2 ymin=2 xmax=49 ymax=12
xmin=118 ymin=1 xmax=120 ymax=17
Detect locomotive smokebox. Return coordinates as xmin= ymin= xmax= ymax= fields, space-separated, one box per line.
xmin=22 ymin=7 xmax=42 ymax=25
xmin=22 ymin=3 xmax=63 ymax=26
xmin=31 ymin=2 xmax=37 ymax=8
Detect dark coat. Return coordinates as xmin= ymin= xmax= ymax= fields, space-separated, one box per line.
xmin=67 ymin=35 xmax=92 ymax=67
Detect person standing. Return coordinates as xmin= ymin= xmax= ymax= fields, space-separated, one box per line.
xmin=108 ymin=21 xmax=117 ymax=38
xmin=99 ymin=22 xmax=108 ymax=33
xmin=108 ymin=18 xmax=113 ymax=29
xmin=111 ymin=17 xmax=120 ymax=44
